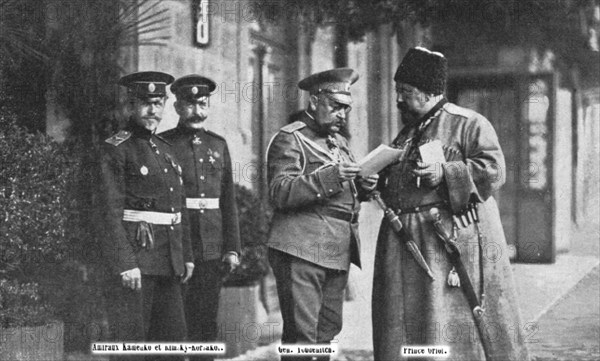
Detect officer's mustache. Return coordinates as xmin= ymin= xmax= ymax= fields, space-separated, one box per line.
xmin=321 ymin=118 xmax=344 ymax=135
xmin=186 ymin=115 xmax=206 ymax=123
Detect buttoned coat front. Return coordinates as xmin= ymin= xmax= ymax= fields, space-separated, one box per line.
xmin=100 ymin=122 xmax=193 ymax=276
xmin=161 ymin=125 xmax=241 ymax=261
xmin=266 ymin=114 xmax=363 ymax=271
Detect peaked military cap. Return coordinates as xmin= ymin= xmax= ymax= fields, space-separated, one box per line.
xmin=298 ymin=68 xmax=359 ymax=105
xmin=171 ymin=74 xmax=217 ymax=102
xmin=394 ymin=47 xmax=448 ymax=95
xmin=119 ymin=71 xmax=174 ymax=99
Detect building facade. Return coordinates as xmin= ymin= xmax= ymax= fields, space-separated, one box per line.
xmin=43 ymin=0 xmax=599 ymax=261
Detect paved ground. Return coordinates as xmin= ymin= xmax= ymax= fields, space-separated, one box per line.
xmin=333 ymin=267 xmax=600 ymax=361
xmin=527 ymin=265 xmax=600 ymax=361
xmin=218 ymin=213 xmax=600 ymax=361
xmin=66 ymin=209 xmax=600 ymax=361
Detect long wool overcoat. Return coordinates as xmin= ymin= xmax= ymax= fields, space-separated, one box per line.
xmin=372 ymin=102 xmax=531 ymax=361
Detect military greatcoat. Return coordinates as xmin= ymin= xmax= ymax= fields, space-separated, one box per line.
xmin=372 ymin=102 xmax=530 ymax=361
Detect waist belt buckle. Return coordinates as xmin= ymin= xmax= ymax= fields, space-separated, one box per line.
xmin=172 ymin=213 xmax=180 ymax=225
xmin=198 ymin=199 xmax=207 ymax=209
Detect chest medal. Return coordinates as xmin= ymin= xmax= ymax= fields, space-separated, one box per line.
xmin=207 ymin=149 xmax=220 ymax=166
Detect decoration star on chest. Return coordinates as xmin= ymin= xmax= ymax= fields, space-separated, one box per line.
xmin=207 ymin=148 xmax=219 ymax=165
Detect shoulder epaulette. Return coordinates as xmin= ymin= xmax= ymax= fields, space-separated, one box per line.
xmin=443 ymin=103 xmax=475 ymax=118
xmin=104 ymin=130 xmax=131 ymax=146
xmin=281 ymin=121 xmax=306 ymax=134
xmin=204 ymin=129 xmax=226 ymax=141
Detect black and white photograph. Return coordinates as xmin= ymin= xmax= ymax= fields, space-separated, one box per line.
xmin=1 ymin=1 xmax=599 ymax=360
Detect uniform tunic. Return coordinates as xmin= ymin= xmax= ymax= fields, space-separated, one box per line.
xmin=266 ymin=113 xmax=367 ymax=354
xmin=162 ymin=125 xmax=241 ymax=260
xmin=100 ymin=122 xmax=192 ymax=358
xmin=267 ymin=115 xmax=362 ymax=271
xmin=162 ymin=125 xmax=241 ymax=361
xmin=372 ymin=102 xmax=530 ymax=361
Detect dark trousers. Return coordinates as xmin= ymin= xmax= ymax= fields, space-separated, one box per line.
xmin=182 ymin=260 xmax=223 ymax=361
xmin=104 ymin=275 xmax=187 ymax=361
xmin=269 ymin=249 xmax=348 ymax=361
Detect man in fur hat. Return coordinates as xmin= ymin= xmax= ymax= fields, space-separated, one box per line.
xmin=266 ymin=68 xmax=378 ymax=361
xmin=372 ymin=47 xmax=530 ymax=361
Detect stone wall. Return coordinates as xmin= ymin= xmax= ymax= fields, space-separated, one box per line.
xmin=131 ymin=0 xmax=257 ymax=187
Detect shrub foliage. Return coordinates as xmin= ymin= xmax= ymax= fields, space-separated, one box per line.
xmin=0 ymin=109 xmax=81 ymax=328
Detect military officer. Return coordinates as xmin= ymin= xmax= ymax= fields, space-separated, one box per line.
xmin=100 ymin=71 xmax=194 ymax=360
xmin=162 ymin=74 xmax=241 ymax=361
xmin=266 ymin=68 xmax=378 ymax=361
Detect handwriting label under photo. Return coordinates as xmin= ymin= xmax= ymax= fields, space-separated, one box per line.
xmin=419 ymin=140 xmax=446 ymax=164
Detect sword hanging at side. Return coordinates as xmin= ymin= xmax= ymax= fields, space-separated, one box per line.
xmin=371 ymin=191 xmax=435 ymax=281
xmin=429 ymin=207 xmax=491 ymax=359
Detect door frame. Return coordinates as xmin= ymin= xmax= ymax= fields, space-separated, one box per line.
xmin=447 ymin=70 xmax=557 ymax=263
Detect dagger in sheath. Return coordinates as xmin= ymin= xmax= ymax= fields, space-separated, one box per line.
xmin=429 ymin=207 xmax=491 ymax=359
xmin=370 ymin=191 xmax=435 ymax=281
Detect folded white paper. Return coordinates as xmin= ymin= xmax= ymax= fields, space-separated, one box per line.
xmin=358 ymin=144 xmax=403 ymax=176
xmin=418 ymin=140 xmax=446 ymax=164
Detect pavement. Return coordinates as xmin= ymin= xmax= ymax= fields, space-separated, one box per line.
xmin=66 ymin=204 xmax=600 ymax=361
xmin=223 ymin=265 xmax=600 ymax=361
xmin=218 ymin=204 xmax=600 ymax=361
xmin=527 ymin=265 xmax=600 ymax=361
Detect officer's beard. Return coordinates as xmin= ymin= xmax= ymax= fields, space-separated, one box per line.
xmin=136 ymin=116 xmax=161 ymax=132
xmin=397 ymin=102 xmax=419 ymax=125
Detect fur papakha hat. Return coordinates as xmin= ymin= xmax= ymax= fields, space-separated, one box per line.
xmin=394 ymin=47 xmax=448 ymax=95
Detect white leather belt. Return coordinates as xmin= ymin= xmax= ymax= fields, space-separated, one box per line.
xmin=186 ymin=198 xmax=219 ymax=210
xmin=122 ymin=210 xmax=181 ymax=225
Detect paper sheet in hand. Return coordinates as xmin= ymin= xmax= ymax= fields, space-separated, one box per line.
xmin=418 ymin=140 xmax=446 ymax=163
xmin=358 ymin=144 xmax=403 ymax=176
